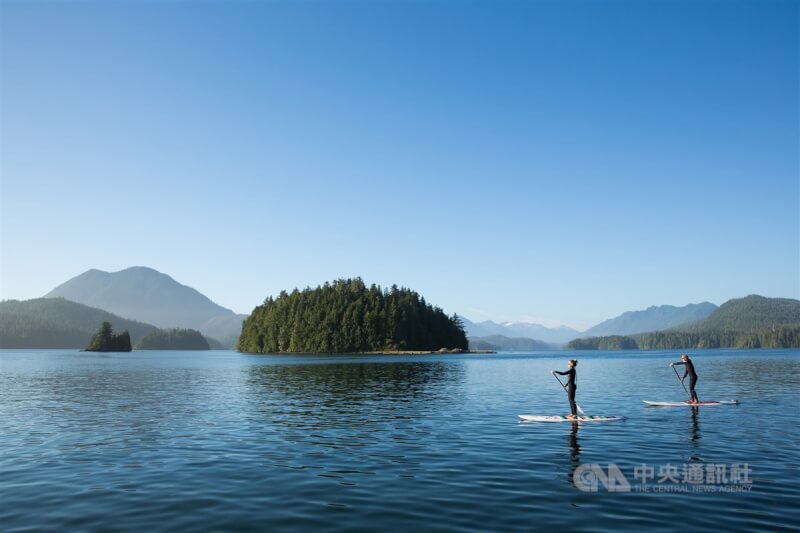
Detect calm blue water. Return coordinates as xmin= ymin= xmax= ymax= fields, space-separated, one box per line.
xmin=1 ymin=349 xmax=798 ymax=532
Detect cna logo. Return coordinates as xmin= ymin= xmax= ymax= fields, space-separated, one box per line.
xmin=573 ymin=463 xmax=631 ymax=492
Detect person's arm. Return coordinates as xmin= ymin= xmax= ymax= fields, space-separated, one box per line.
xmin=671 ymin=361 xmax=686 ymax=379
xmin=553 ymin=370 xmax=569 ymax=375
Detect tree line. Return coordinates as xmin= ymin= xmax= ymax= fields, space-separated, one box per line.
xmin=567 ymin=335 xmax=639 ymax=350
xmin=237 ymin=278 xmax=468 ymax=353
xmin=136 ymin=328 xmax=210 ymax=350
xmin=568 ymin=325 xmax=800 ymax=350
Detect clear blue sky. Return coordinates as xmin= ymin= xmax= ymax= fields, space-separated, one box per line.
xmin=1 ymin=0 xmax=798 ymax=330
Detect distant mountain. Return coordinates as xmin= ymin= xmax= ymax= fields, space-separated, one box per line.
xmin=683 ymin=295 xmax=800 ymax=333
xmin=460 ymin=317 xmax=579 ymax=344
xmin=569 ymin=295 xmax=800 ymax=350
xmin=46 ymin=266 xmax=231 ymax=327
xmin=468 ymin=335 xmax=557 ymax=352
xmin=44 ymin=267 xmax=246 ymax=347
xmin=582 ymin=302 xmax=718 ymax=337
xmin=0 ymin=298 xmax=158 ymax=348
xmin=198 ymin=314 xmax=247 ymax=349
xmin=466 ymin=302 xmax=718 ymax=344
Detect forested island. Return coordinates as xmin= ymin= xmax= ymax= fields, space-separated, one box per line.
xmin=135 ymin=328 xmax=210 ymax=350
xmin=238 ymin=278 xmax=468 ymax=354
xmin=568 ymin=295 xmax=800 ymax=350
xmin=86 ymin=321 xmax=132 ymax=352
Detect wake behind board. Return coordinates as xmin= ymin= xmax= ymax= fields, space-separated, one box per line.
xmin=643 ymin=400 xmax=739 ymax=407
xmin=518 ymin=415 xmax=624 ymax=422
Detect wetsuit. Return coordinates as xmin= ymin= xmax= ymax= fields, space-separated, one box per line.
xmin=554 ymin=368 xmax=577 ymax=416
xmin=674 ymin=359 xmax=698 ymax=402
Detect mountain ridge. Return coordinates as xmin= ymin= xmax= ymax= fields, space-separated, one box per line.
xmin=44 ymin=266 xmax=246 ymax=347
xmin=460 ymin=317 xmax=578 ymax=344
xmin=582 ymin=302 xmax=718 ymax=337
xmin=468 ymin=334 xmax=557 ymax=352
xmin=462 ymin=301 xmax=719 ymax=344
xmin=568 ymin=295 xmax=800 ymax=350
xmin=0 ymin=297 xmax=159 ymax=348
xmin=682 ymin=294 xmax=800 ymax=333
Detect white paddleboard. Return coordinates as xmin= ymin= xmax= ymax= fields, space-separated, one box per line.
xmin=518 ymin=415 xmax=624 ymax=422
xmin=643 ymin=400 xmax=739 ymax=407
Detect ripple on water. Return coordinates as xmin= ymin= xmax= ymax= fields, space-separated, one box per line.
xmin=0 ymin=349 xmax=798 ymax=532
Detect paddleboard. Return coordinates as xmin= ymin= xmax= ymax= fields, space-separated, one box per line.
xmin=643 ymin=400 xmax=739 ymax=407
xmin=518 ymin=415 xmax=624 ymax=422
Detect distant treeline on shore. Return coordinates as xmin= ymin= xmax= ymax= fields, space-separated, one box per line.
xmin=569 ymin=327 xmax=800 ymax=350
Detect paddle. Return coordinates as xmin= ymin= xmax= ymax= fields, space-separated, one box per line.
xmin=552 ymin=372 xmax=586 ymax=416
xmin=671 ymin=364 xmax=690 ymax=399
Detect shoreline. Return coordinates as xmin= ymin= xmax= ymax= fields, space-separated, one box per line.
xmin=236 ymin=349 xmax=498 ymax=356
xmin=354 ymin=349 xmax=497 ymax=355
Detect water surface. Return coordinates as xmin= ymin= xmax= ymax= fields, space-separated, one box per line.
xmin=1 ymin=349 xmax=798 ymax=531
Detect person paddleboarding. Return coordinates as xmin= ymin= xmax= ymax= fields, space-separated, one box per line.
xmin=553 ymin=359 xmax=578 ymax=419
xmin=671 ymin=353 xmax=699 ymax=404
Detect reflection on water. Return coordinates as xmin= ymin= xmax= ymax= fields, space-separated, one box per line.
xmin=690 ymin=406 xmax=700 ymax=444
xmin=240 ymin=360 xmax=467 ymax=483
xmin=689 ymin=406 xmax=700 ymax=461
xmin=243 ymin=360 xmax=466 ymax=430
xmin=568 ymin=422 xmax=581 ymax=486
xmin=245 ymin=361 xmax=465 ymax=408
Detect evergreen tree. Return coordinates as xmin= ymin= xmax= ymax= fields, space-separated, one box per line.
xmin=238 ymin=278 xmax=468 ymax=353
xmin=135 ymin=328 xmax=210 ymax=350
xmin=86 ymin=321 xmax=132 ymax=352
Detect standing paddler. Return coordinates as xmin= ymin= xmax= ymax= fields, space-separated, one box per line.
xmin=671 ymin=353 xmax=699 ymax=404
xmin=552 ymin=359 xmax=578 ymax=419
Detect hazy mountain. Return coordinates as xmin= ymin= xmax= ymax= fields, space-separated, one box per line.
xmin=468 ymin=335 xmax=557 ymax=352
xmin=46 ymin=267 xmax=232 ymax=327
xmin=460 ymin=317 xmax=579 ymax=344
xmin=199 ymin=314 xmax=247 ymax=349
xmin=582 ymin=302 xmax=718 ymax=337
xmin=0 ymin=298 xmax=158 ymax=348
xmin=463 ymin=301 xmax=718 ymax=344
xmin=683 ymin=295 xmax=800 ymax=333
xmin=568 ymin=295 xmax=800 ymax=350
xmin=44 ymin=267 xmax=246 ymax=347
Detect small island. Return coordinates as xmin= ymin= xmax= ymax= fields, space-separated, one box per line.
xmin=135 ymin=328 xmax=210 ymax=350
xmin=86 ymin=321 xmax=132 ymax=352
xmin=238 ymin=278 xmax=468 ymax=354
